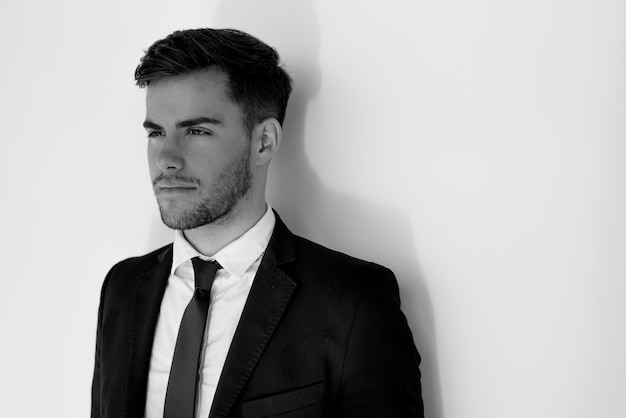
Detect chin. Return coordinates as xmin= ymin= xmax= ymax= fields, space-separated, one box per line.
xmin=158 ymin=204 xmax=194 ymax=230
xmin=158 ymin=205 xmax=230 ymax=231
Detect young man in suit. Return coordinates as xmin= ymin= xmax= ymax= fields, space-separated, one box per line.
xmin=92 ymin=28 xmax=424 ymax=418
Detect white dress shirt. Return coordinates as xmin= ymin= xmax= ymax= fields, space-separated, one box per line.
xmin=144 ymin=207 xmax=276 ymax=418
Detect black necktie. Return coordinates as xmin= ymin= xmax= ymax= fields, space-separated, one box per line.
xmin=164 ymin=257 xmax=221 ymax=418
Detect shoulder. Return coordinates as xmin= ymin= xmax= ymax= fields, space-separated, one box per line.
xmin=107 ymin=244 xmax=171 ymax=275
xmin=100 ymin=244 xmax=172 ymax=294
xmin=292 ymin=235 xmax=391 ymax=277
xmin=269 ymin=212 xmax=397 ymax=294
xmin=285 ymin=235 xmax=400 ymax=305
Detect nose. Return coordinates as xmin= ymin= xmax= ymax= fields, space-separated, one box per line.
xmin=154 ymin=136 xmax=184 ymax=172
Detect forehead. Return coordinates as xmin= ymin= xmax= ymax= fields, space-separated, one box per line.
xmin=145 ymin=68 xmax=240 ymax=120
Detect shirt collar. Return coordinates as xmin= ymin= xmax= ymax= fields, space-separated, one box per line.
xmin=171 ymin=205 xmax=276 ymax=278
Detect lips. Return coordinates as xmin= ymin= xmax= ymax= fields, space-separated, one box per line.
xmin=153 ymin=174 xmax=200 ymax=195
xmin=158 ymin=183 xmax=195 ymax=188
xmin=154 ymin=180 xmax=198 ymax=194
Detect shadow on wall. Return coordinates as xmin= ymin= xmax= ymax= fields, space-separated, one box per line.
xmin=146 ymin=1 xmax=444 ymax=416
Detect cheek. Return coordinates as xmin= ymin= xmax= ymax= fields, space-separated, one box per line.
xmin=147 ymin=144 xmax=160 ymax=176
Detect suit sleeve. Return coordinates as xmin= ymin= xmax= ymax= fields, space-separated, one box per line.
xmin=91 ymin=269 xmax=111 ymax=418
xmin=337 ymin=269 xmax=424 ymax=417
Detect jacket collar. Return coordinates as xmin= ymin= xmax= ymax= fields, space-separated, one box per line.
xmin=209 ymin=211 xmax=298 ymax=418
xmin=126 ymin=245 xmax=173 ymax=418
xmin=263 ymin=210 xmax=297 ymax=266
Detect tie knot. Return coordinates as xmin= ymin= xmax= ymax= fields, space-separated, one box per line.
xmin=191 ymin=257 xmax=222 ymax=291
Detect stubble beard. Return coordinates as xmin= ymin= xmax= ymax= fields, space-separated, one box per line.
xmin=156 ymin=145 xmax=252 ymax=230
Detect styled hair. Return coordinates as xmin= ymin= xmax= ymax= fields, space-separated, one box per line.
xmin=135 ymin=28 xmax=293 ymax=134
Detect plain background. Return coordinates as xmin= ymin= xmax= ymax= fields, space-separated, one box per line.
xmin=1 ymin=1 xmax=625 ymax=417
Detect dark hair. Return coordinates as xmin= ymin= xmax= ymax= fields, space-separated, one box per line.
xmin=135 ymin=28 xmax=293 ymax=134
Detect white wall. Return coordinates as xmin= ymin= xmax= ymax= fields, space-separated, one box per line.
xmin=1 ymin=1 xmax=624 ymax=417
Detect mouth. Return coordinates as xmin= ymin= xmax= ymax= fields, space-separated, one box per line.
xmin=153 ymin=174 xmax=200 ymax=195
xmin=154 ymin=182 xmax=198 ymax=194
xmin=158 ymin=186 xmax=196 ymax=192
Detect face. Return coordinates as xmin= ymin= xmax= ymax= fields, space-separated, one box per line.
xmin=144 ymin=69 xmax=253 ymax=230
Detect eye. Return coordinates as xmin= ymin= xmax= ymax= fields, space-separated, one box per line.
xmin=146 ymin=130 xmax=164 ymax=138
xmin=186 ymin=128 xmax=212 ymax=136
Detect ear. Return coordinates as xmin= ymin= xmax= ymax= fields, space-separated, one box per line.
xmin=252 ymin=118 xmax=282 ymax=166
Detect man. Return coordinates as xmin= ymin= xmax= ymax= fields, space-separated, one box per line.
xmin=92 ymin=28 xmax=424 ymax=418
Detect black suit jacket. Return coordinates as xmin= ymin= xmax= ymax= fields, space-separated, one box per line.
xmin=92 ymin=213 xmax=424 ymax=417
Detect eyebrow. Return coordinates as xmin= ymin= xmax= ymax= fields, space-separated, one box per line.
xmin=177 ymin=117 xmax=223 ymax=128
xmin=143 ymin=120 xmax=163 ymax=130
xmin=142 ymin=117 xmax=223 ymax=130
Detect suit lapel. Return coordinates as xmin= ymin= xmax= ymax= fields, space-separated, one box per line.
xmin=125 ymin=246 xmax=172 ymax=418
xmin=209 ymin=214 xmax=298 ymax=418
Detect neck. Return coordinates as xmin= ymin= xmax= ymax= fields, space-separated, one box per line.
xmin=182 ymin=199 xmax=267 ymax=256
